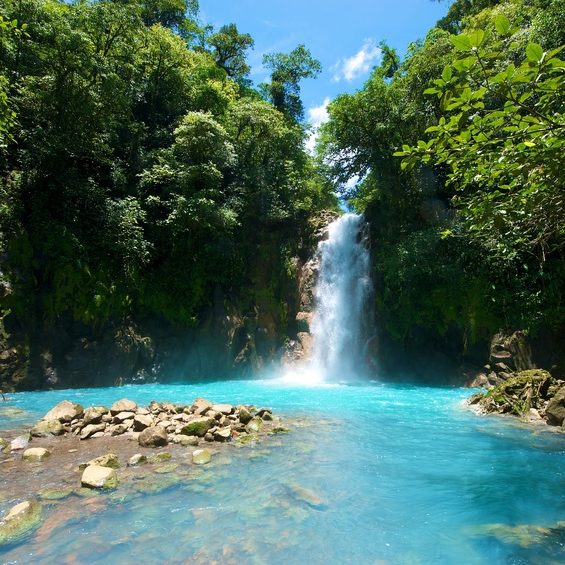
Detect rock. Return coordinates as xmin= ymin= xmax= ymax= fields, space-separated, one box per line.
xmin=0 ymin=500 xmax=42 ymax=545
xmin=256 ymin=408 xmax=272 ymax=418
xmin=545 ymin=386 xmax=565 ymax=426
xmin=238 ymin=406 xmax=253 ymax=424
xmin=128 ymin=454 xmax=147 ymax=466
xmin=112 ymin=411 xmax=135 ymax=423
xmin=148 ymin=452 xmax=171 ymax=464
xmin=204 ymin=432 xmax=214 ymax=442
xmin=133 ymin=414 xmax=153 ymax=431
xmin=0 ymin=438 xmax=8 ymax=452
xmin=81 ymin=465 xmax=118 ymax=489
xmin=137 ymin=408 xmax=150 ymax=416
xmin=211 ymin=404 xmax=233 ymax=415
xmin=138 ymin=426 xmax=168 ymax=447
xmin=110 ymin=423 xmax=129 ymax=436
xmin=286 ymin=484 xmax=326 ymax=510
xmin=181 ymin=417 xmax=215 ymax=437
xmin=31 ymin=419 xmax=64 ymax=437
xmin=82 ymin=406 xmax=107 ymax=425
xmin=90 ymin=431 xmax=105 ymax=438
xmin=178 ymin=435 xmax=199 ymax=447
xmin=10 ymin=435 xmax=29 ymax=451
xmin=191 ymin=398 xmax=213 ymax=415
xmin=270 ymin=427 xmax=290 ymax=435
xmin=213 ymin=427 xmax=232 ymax=442
xmin=192 ymin=449 xmax=212 ymax=465
xmin=246 ymin=417 xmax=263 ymax=433
xmin=42 ymin=400 xmax=83 ymax=423
xmin=80 ymin=423 xmax=106 ymax=440
xmin=110 ymin=398 xmax=137 ymax=415
xmin=80 ymin=453 xmax=119 ymax=471
xmin=38 ymin=488 xmax=73 ymax=501
xmin=22 ymin=448 xmax=50 ymax=462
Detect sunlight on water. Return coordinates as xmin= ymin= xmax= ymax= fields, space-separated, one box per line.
xmin=1 ymin=378 xmax=564 ymax=564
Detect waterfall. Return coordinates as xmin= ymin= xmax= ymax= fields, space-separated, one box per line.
xmin=309 ymin=213 xmax=373 ymax=382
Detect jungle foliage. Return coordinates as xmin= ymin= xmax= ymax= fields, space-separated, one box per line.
xmin=319 ymin=0 xmax=564 ymax=362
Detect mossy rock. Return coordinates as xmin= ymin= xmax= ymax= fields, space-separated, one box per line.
xmin=38 ymin=488 xmax=74 ymax=501
xmin=0 ymin=500 xmax=42 ymax=546
xmin=148 ymin=452 xmax=172 ymax=464
xmin=181 ymin=417 xmax=215 ymax=437
xmin=475 ymin=369 xmax=555 ymax=416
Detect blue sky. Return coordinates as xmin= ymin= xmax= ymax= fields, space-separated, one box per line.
xmin=199 ymin=0 xmax=452 ymax=147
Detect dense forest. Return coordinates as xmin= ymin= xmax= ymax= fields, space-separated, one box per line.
xmin=0 ymin=0 xmax=563 ymax=390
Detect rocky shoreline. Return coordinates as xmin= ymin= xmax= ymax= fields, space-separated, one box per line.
xmin=0 ymin=397 xmax=289 ymax=546
xmin=467 ymin=369 xmax=565 ymax=431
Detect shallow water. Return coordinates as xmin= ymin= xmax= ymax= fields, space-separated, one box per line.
xmin=1 ymin=379 xmax=564 ymax=564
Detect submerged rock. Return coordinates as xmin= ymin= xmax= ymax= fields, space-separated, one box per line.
xmin=286 ymin=484 xmax=326 ymax=510
xmin=0 ymin=500 xmax=42 ymax=545
xmin=81 ymin=465 xmax=118 ymax=489
xmin=192 ymin=449 xmax=212 ymax=465
xmin=22 ymin=448 xmax=51 ymax=462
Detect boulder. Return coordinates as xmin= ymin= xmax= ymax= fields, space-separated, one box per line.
xmin=22 ymin=448 xmax=50 ymax=462
xmin=0 ymin=500 xmax=42 ymax=545
xmin=133 ymin=414 xmax=153 ymax=431
xmin=42 ymin=400 xmax=83 ymax=423
xmin=112 ymin=411 xmax=135 ymax=423
xmin=138 ymin=426 xmax=168 ymax=447
xmin=82 ymin=406 xmax=107 ymax=425
xmin=81 ymin=465 xmax=118 ymax=489
xmin=31 ymin=419 xmax=64 ymax=437
xmin=238 ymin=406 xmax=253 ymax=424
xmin=180 ymin=417 xmax=215 ymax=437
xmin=110 ymin=398 xmax=137 ymax=415
xmin=192 ymin=449 xmax=212 ymax=465
xmin=110 ymin=423 xmax=130 ymax=436
xmin=80 ymin=423 xmax=106 ymax=440
xmin=191 ymin=398 xmax=213 ymax=415
xmin=211 ymin=404 xmax=233 ymax=415
xmin=545 ymin=386 xmax=565 ymax=426
xmin=213 ymin=427 xmax=232 ymax=442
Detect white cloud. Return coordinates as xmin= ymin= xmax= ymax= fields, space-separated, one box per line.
xmin=305 ymin=97 xmax=331 ymax=154
xmin=331 ymin=39 xmax=381 ymax=82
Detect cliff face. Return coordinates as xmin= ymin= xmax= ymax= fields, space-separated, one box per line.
xmin=0 ymin=212 xmax=339 ymax=391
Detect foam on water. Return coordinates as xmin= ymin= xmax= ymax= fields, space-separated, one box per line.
xmin=1 ymin=379 xmax=564 ymax=564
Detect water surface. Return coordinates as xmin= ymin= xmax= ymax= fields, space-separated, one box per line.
xmin=1 ymin=379 xmax=564 ymax=564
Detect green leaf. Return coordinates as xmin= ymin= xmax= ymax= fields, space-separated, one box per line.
xmin=494 ymin=15 xmax=511 ymax=36
xmin=451 ymin=34 xmax=472 ymax=51
xmin=526 ymin=43 xmax=544 ymax=64
xmin=441 ymin=65 xmax=453 ymax=82
xmin=468 ymin=30 xmax=485 ymax=49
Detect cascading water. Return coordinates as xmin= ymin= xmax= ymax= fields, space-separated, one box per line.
xmin=309 ymin=213 xmax=373 ymax=382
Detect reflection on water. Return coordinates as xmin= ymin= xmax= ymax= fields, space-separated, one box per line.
xmin=1 ymin=379 xmax=564 ymax=563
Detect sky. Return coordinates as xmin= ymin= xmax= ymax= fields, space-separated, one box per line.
xmin=199 ymin=0 xmax=453 ymax=151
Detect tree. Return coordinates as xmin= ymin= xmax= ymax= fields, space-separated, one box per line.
xmin=208 ymin=23 xmax=254 ymax=84
xmin=261 ymin=45 xmax=321 ymax=122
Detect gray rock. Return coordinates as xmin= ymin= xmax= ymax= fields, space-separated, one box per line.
xmin=128 ymin=454 xmax=147 ymax=466
xmin=138 ymin=426 xmax=168 ymax=447
xmin=133 ymin=414 xmax=153 ymax=431
xmin=211 ymin=404 xmax=233 ymax=415
xmin=22 ymin=448 xmax=50 ymax=462
xmin=213 ymin=427 xmax=232 ymax=442
xmin=110 ymin=398 xmax=137 ymax=415
xmin=80 ymin=423 xmax=106 ymax=440
xmin=31 ymin=419 xmax=64 ymax=437
xmin=81 ymin=465 xmax=118 ymax=489
xmin=10 ymin=435 xmax=30 ymax=451
xmin=191 ymin=397 xmax=213 ymax=415
xmin=112 ymin=411 xmax=136 ymax=423
xmin=42 ymin=400 xmax=83 ymax=423
xmin=83 ymin=406 xmax=107 ymax=425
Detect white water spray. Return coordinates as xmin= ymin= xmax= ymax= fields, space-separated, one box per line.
xmin=309 ymin=213 xmax=373 ymax=382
